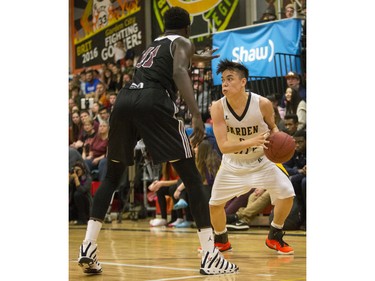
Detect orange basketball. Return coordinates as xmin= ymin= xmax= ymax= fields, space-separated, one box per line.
xmin=264 ymin=131 xmax=296 ymax=163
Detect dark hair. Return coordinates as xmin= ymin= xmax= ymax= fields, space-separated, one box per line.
xmin=164 ymin=7 xmax=191 ymax=30
xmin=73 ymin=161 xmax=87 ymax=174
xmin=216 ymin=59 xmax=249 ymax=80
xmin=293 ymin=129 xmax=306 ymax=139
xmin=285 ymin=87 xmax=301 ymax=115
xmin=284 ymin=114 xmax=298 ymax=123
xmin=99 ymin=106 xmax=108 ymax=113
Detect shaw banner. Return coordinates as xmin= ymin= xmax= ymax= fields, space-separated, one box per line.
xmin=212 ymin=18 xmax=302 ymax=85
xmin=71 ymin=0 xmax=146 ymax=72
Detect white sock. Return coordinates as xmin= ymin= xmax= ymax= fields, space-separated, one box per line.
xmin=198 ymin=228 xmax=215 ymax=253
xmin=214 ymin=228 xmax=227 ymax=235
xmin=271 ymin=221 xmax=284 ymax=229
xmin=84 ymin=220 xmax=103 ymax=243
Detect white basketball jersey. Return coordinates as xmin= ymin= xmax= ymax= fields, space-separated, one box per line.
xmin=221 ymin=92 xmax=269 ymax=161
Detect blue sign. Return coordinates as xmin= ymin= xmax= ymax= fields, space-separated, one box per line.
xmin=212 ymin=19 xmax=302 ymax=85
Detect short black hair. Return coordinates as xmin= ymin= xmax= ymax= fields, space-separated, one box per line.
xmin=293 ymin=129 xmax=306 ymax=139
xmin=284 ymin=114 xmax=298 ymax=123
xmin=164 ymin=6 xmax=190 ymax=30
xmin=99 ymin=106 xmax=108 ymax=113
xmin=216 ymin=59 xmax=249 ymax=79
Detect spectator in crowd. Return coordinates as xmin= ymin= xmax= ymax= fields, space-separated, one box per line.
xmin=111 ymin=65 xmax=123 ymax=93
xmin=79 ymin=70 xmax=87 ymax=95
xmin=102 ymin=67 xmax=117 ymax=92
xmin=95 ymin=82 xmax=110 ymax=109
xmin=91 ymin=102 xmax=102 ymax=124
xmin=80 ymin=118 xmax=98 ymax=159
xmin=113 ymin=40 xmax=126 ymax=68
xmin=69 ymin=111 xmax=83 ymax=149
xmin=171 ymin=180 xmax=193 ymax=228
xmin=173 ymin=139 xmax=221 ymax=229
xmin=80 ymin=109 xmax=99 ymax=132
xmin=283 ymin=129 xmax=306 ymax=230
xmin=226 ymin=188 xmax=270 ymax=230
xmin=282 ymin=114 xmax=299 ymax=136
xmin=123 ymin=57 xmax=135 ymax=76
xmin=70 ymin=86 xmax=85 ymax=110
xmin=122 ymin=72 xmax=133 ymax=88
xmin=192 ymin=61 xmax=212 ymax=123
xmin=266 ymin=93 xmax=283 ymax=128
xmin=258 ymin=7 xmax=277 ymax=22
xmin=83 ymin=121 xmax=109 ymax=182
xmin=148 ymin=162 xmax=183 ymax=227
xmin=254 ymin=1 xmax=276 ymax=24
xmin=284 ymin=87 xmax=306 ymax=130
xmin=85 ymin=69 xmax=101 ymax=99
xmin=69 ymin=160 xmax=93 ymax=225
xmin=284 ymin=3 xmax=295 ymax=18
xmin=284 ymin=71 xmax=306 ymax=102
xmin=98 ymin=106 xmax=110 ymax=123
xmin=108 ymin=92 xmax=117 ymax=112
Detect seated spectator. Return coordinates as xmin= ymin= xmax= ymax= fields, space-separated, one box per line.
xmin=98 ymin=106 xmax=110 ymax=123
xmin=69 ymin=111 xmax=83 ymax=150
xmin=84 ymin=69 xmax=101 ymax=99
xmin=170 ymin=179 xmax=194 ymax=228
xmin=108 ymin=92 xmax=117 ymax=112
xmin=123 ymin=57 xmax=135 ymax=76
xmin=91 ymin=102 xmax=102 ymax=124
xmin=283 ymin=129 xmax=306 ymax=230
xmin=83 ymin=121 xmax=109 ymax=181
xmin=280 ymin=71 xmax=306 ymax=107
xmin=284 ymin=87 xmax=306 ymax=130
xmin=113 ymin=40 xmax=126 ymax=69
xmin=284 ymin=3 xmax=295 ymax=18
xmin=266 ymin=93 xmax=283 ymax=129
xmin=122 ymin=72 xmax=133 ymax=88
xmin=70 ymin=86 xmax=84 ymax=111
xmin=111 ymin=65 xmax=123 ymax=93
xmin=282 ymin=114 xmax=299 ymax=136
xmin=148 ymin=161 xmax=183 ymax=227
xmin=79 ymin=118 xmax=97 ymax=157
xmin=226 ymin=187 xmax=302 ymax=231
xmin=102 ymin=68 xmax=117 ymax=92
xmin=95 ymin=82 xmax=110 ymax=109
xmin=80 ymin=109 xmax=99 ymax=132
xmin=69 ymin=160 xmax=93 ymax=225
xmin=258 ymin=8 xmax=277 ymax=22
xmin=226 ymin=188 xmax=270 ymax=230
xmin=173 ymin=139 xmax=222 ymax=228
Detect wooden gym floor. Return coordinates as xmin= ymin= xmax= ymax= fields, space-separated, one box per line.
xmin=69 ymin=217 xmax=306 ymax=281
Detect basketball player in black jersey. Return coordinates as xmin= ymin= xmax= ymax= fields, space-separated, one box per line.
xmin=78 ymin=6 xmax=238 ymax=275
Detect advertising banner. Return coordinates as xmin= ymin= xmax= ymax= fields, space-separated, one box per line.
xmin=212 ymin=19 xmax=302 ymax=85
xmin=72 ymin=0 xmax=146 ymax=71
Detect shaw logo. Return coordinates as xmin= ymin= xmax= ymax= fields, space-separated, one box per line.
xmin=232 ymin=39 xmax=274 ymax=63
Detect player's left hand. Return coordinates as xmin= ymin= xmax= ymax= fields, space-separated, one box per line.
xmin=192 ymin=48 xmax=219 ymax=62
xmin=190 ymin=115 xmax=205 ymax=148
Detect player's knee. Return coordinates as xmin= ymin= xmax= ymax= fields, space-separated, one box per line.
xmin=105 ymin=160 xmax=126 ymax=185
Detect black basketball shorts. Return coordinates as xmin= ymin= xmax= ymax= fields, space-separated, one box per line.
xmin=107 ymin=87 xmax=193 ymax=165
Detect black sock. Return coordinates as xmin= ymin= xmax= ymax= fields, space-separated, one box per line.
xmin=214 ymin=231 xmax=228 ymax=244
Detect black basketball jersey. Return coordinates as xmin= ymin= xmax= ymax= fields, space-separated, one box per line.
xmin=133 ymin=35 xmax=182 ymax=101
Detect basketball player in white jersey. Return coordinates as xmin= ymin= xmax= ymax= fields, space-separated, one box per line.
xmin=210 ymin=59 xmax=295 ymax=255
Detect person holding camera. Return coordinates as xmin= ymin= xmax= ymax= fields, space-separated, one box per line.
xmin=69 ymin=161 xmax=93 ymax=225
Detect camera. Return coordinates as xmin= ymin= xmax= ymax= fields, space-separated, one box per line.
xmin=81 ymin=97 xmax=94 ymax=109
